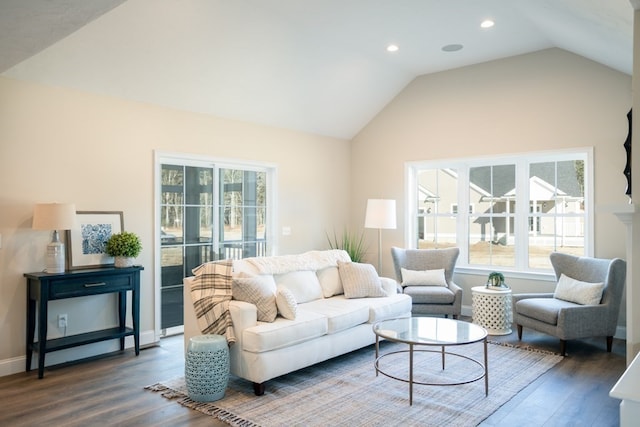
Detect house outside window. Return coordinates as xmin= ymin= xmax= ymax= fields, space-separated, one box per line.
xmin=407 ymin=150 xmax=591 ymax=272
xmin=155 ymin=153 xmax=275 ymax=333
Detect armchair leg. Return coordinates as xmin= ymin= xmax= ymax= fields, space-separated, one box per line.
xmin=517 ymin=324 xmax=522 ymax=340
xmin=560 ymin=340 xmax=567 ymax=357
xmin=606 ymin=336 xmax=613 ymax=352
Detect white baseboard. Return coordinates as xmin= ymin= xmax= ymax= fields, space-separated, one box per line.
xmin=0 ymin=329 xmax=158 ymax=378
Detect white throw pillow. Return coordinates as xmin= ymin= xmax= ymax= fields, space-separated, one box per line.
xmin=400 ymin=268 xmax=447 ymax=287
xmin=275 ymin=285 xmax=297 ymax=320
xmin=553 ymin=273 xmax=605 ymax=306
xmin=274 ymin=270 xmax=324 ymax=303
xmin=337 ymin=261 xmax=388 ymax=299
xmin=232 ymin=275 xmax=278 ymax=322
xmin=317 ymin=266 xmax=343 ymax=297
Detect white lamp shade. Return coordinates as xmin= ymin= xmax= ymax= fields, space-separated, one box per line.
xmin=364 ymin=199 xmax=397 ymax=229
xmin=32 ymin=203 xmax=76 ymax=230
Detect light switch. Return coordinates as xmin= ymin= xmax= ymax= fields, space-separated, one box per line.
xmin=282 ymin=227 xmax=291 ymax=236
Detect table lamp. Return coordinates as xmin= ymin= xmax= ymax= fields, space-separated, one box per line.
xmin=364 ymin=199 xmax=396 ymax=272
xmin=32 ymin=202 xmax=76 ymax=273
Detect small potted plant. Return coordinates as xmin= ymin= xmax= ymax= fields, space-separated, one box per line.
xmin=486 ymin=271 xmax=508 ymax=289
xmin=105 ymin=231 xmax=142 ymax=268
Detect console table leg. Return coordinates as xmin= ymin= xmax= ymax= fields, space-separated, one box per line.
xmin=37 ymin=295 xmax=48 ymax=379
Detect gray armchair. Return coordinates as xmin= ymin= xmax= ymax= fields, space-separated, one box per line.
xmin=513 ymin=252 xmax=626 ymax=356
xmin=390 ymin=247 xmax=462 ymax=319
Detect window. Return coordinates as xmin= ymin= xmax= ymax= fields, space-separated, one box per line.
xmin=407 ymin=150 xmax=591 ymax=272
xmin=155 ymin=153 xmax=275 ymax=332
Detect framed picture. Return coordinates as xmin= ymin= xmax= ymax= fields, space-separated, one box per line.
xmin=66 ymin=211 xmax=124 ymax=270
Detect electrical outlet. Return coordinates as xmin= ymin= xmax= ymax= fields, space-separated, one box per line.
xmin=58 ymin=314 xmax=68 ymax=328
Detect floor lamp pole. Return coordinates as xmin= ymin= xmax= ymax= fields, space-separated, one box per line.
xmin=377 ymin=228 xmax=382 ymax=273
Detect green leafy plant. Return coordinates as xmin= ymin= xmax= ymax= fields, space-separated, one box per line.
xmin=487 ymin=271 xmax=507 ymax=288
xmin=326 ymin=229 xmax=367 ymax=263
xmin=105 ymin=231 xmax=142 ymax=258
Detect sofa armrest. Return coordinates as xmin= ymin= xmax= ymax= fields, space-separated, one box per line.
xmin=229 ymin=300 xmax=259 ymax=334
xmin=380 ymin=277 xmax=401 ymax=295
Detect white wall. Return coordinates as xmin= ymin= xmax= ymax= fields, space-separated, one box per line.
xmin=0 ymin=47 xmax=633 ymax=376
xmin=0 ymin=76 xmax=351 ymax=374
xmin=351 ymin=48 xmax=632 ymax=317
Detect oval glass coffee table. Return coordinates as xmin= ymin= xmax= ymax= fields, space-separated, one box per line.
xmin=373 ymin=317 xmax=488 ymax=405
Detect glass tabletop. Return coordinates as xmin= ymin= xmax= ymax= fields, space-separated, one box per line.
xmin=373 ymin=317 xmax=487 ymax=346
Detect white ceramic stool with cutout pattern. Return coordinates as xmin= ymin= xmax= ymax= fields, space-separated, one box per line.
xmin=185 ymin=334 xmax=230 ymax=402
xmin=471 ymin=286 xmax=513 ymax=335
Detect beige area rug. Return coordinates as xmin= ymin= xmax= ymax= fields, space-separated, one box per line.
xmin=146 ymin=341 xmax=562 ymax=427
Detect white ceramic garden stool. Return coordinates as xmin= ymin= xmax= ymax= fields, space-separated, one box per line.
xmin=185 ymin=334 xmax=230 ymax=402
xmin=471 ymin=286 xmax=513 ymax=335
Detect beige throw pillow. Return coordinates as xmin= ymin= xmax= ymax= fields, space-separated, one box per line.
xmin=400 ymin=267 xmax=447 ymax=287
xmin=232 ymin=275 xmax=278 ymax=322
xmin=276 ymin=285 xmax=297 ymax=320
xmin=337 ymin=261 xmax=387 ymax=298
xmin=553 ymin=273 xmax=604 ymax=306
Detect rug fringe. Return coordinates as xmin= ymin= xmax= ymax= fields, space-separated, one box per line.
xmin=178 ymin=396 xmax=261 ymax=427
xmin=487 ymin=340 xmax=562 ymax=356
xmin=145 ymin=384 xmax=260 ymax=427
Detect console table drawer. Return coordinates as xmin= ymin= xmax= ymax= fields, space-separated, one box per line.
xmin=49 ymin=274 xmax=133 ymax=299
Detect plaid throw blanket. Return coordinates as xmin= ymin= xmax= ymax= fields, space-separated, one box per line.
xmin=190 ymin=259 xmax=236 ymax=345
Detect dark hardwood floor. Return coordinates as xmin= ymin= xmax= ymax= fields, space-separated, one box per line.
xmin=0 ymin=325 xmax=626 ymax=427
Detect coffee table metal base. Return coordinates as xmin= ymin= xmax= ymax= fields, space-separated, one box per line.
xmin=374 ymin=338 xmax=488 ymax=405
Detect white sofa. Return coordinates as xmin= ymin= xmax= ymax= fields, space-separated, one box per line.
xmin=183 ymin=250 xmax=412 ymax=395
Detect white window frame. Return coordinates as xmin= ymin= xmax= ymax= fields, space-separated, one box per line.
xmin=153 ymin=150 xmax=277 ymax=338
xmin=405 ymin=148 xmax=593 ymax=277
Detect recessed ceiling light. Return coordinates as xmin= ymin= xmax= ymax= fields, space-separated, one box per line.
xmin=386 ymin=44 xmax=399 ymax=52
xmin=442 ymin=44 xmax=463 ymax=52
xmin=481 ymin=19 xmax=495 ymax=29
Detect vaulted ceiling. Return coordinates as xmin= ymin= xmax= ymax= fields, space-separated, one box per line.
xmin=0 ymin=0 xmax=635 ymax=139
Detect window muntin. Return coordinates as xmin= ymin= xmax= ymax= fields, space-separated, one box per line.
xmin=416 ymin=168 xmax=458 ymax=249
xmin=408 ymin=150 xmax=590 ymax=272
xmin=527 ymin=160 xmax=585 ymax=269
xmin=157 ymin=158 xmax=273 ymax=330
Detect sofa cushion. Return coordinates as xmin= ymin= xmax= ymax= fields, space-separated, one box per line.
xmin=274 ymin=270 xmax=324 ymax=303
xmin=299 ymin=298 xmax=369 ymax=334
xmin=516 ymin=297 xmax=579 ymax=325
xmin=242 ymin=310 xmax=328 ymax=353
xmin=317 ymin=266 xmax=343 ymax=297
xmin=276 ymin=285 xmax=297 ymax=320
xmin=337 ymin=261 xmax=387 ymax=298
xmin=232 ymin=275 xmax=278 ymax=322
xmin=403 ymin=285 xmax=455 ymax=304
xmin=400 ymin=268 xmax=447 ymax=287
xmin=332 ymin=294 xmax=412 ymax=323
xmin=553 ymin=273 xmax=604 ymax=306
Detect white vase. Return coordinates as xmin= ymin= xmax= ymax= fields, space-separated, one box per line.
xmin=114 ymin=256 xmax=135 ymax=268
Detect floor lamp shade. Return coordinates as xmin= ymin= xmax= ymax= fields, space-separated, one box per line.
xmin=364 ymin=199 xmax=397 ymax=272
xmin=33 ymin=203 xmax=76 ymax=273
xmin=364 ymin=199 xmax=397 ymax=230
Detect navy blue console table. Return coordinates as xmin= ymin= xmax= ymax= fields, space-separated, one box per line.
xmin=24 ymin=266 xmax=143 ymax=378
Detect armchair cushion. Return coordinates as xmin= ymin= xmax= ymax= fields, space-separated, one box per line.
xmin=403 ymin=285 xmax=456 ymax=304
xmin=553 ymin=273 xmax=604 ymax=306
xmin=400 ymin=268 xmax=447 ymax=287
xmin=516 ymin=297 xmax=578 ymax=325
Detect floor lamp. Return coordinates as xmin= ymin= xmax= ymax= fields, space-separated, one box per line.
xmin=364 ymin=199 xmax=397 ymax=273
